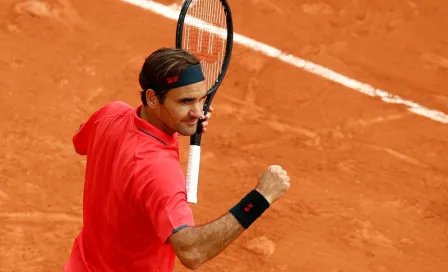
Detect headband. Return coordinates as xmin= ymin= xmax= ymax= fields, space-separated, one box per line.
xmin=148 ymin=64 xmax=205 ymax=92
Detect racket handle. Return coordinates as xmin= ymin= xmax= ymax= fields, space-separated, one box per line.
xmin=186 ymin=145 xmax=201 ymax=203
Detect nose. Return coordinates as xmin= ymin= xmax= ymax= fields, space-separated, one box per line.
xmin=189 ymin=102 xmax=204 ymax=118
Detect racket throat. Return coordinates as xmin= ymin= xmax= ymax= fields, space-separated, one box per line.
xmin=190 ymin=122 xmax=204 ymax=145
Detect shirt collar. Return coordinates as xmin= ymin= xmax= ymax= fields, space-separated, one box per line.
xmin=133 ymin=105 xmax=178 ymax=147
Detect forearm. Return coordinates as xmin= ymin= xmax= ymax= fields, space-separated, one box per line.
xmin=191 ymin=189 xmax=271 ymax=262
xmin=170 ymin=190 xmax=270 ymax=269
xmin=190 ymin=212 xmax=244 ymax=264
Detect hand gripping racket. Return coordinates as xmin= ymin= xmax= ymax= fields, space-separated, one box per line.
xmin=176 ymin=0 xmax=233 ymax=203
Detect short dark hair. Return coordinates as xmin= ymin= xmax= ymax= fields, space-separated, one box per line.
xmin=139 ymin=48 xmax=200 ymax=105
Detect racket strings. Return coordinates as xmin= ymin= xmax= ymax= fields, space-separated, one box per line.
xmin=183 ymin=0 xmax=228 ymax=91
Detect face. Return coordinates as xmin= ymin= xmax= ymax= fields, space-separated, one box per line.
xmin=149 ymin=81 xmax=207 ymax=136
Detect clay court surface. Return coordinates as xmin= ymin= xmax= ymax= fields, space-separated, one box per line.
xmin=1 ymin=0 xmax=448 ymax=271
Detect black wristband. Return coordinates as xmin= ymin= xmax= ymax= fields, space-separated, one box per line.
xmin=229 ymin=190 xmax=270 ymax=229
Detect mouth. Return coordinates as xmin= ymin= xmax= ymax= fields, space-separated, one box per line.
xmin=182 ymin=119 xmax=198 ymax=125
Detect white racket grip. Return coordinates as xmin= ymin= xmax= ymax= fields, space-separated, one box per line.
xmin=186 ymin=145 xmax=201 ymax=203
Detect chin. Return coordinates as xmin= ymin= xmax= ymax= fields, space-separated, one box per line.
xmin=177 ymin=125 xmax=198 ymax=136
xmin=178 ymin=130 xmax=197 ymax=136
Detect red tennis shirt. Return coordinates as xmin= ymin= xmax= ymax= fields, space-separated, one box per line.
xmin=64 ymin=101 xmax=195 ymax=272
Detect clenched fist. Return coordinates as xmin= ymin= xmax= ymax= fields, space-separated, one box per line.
xmin=255 ymin=165 xmax=290 ymax=204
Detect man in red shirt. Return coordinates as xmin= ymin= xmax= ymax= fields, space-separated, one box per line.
xmin=64 ymin=48 xmax=291 ymax=271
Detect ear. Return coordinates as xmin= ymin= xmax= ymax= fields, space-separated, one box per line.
xmin=145 ymin=89 xmax=158 ymax=109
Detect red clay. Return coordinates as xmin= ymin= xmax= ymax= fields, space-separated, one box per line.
xmin=0 ymin=0 xmax=447 ymax=271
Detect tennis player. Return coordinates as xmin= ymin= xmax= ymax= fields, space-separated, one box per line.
xmin=64 ymin=48 xmax=290 ymax=272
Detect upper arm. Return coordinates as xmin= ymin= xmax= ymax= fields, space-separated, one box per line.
xmin=168 ymin=226 xmax=201 ymax=270
xmin=136 ymin=156 xmax=195 ymax=244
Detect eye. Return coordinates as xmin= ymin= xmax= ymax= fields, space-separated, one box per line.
xmin=180 ymin=99 xmax=194 ymax=104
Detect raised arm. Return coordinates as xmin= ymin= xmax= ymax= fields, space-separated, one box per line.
xmin=168 ymin=165 xmax=290 ymax=270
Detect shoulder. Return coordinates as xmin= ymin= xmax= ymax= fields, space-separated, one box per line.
xmin=81 ymin=101 xmax=134 ymax=128
xmin=96 ymin=101 xmax=133 ymax=118
xmin=136 ymin=152 xmax=185 ymax=192
xmin=138 ymin=152 xmax=183 ymax=178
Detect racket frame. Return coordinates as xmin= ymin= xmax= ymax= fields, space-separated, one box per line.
xmin=175 ymin=0 xmax=233 ymax=145
xmin=175 ymin=0 xmax=233 ymax=203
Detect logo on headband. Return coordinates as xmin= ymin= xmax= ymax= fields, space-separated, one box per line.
xmin=166 ymin=76 xmax=179 ymax=84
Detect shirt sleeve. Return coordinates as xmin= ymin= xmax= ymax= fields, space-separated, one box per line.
xmin=136 ymin=155 xmax=195 ymax=243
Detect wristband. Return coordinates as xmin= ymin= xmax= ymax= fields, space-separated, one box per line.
xmin=229 ymin=190 xmax=270 ymax=229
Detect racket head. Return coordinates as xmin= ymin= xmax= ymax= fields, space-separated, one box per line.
xmin=175 ymin=0 xmax=233 ymax=113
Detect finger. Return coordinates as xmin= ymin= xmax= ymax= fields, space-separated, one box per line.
xmin=205 ymin=112 xmax=212 ymax=120
xmin=201 ymin=121 xmax=208 ymax=127
xmin=202 ymin=127 xmax=207 ymax=133
xmin=280 ymin=173 xmax=290 ymax=182
xmin=208 ymin=105 xmax=214 ymax=112
xmin=268 ymin=165 xmax=282 ymax=171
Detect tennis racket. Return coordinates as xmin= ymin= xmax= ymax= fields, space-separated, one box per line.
xmin=176 ymin=0 xmax=233 ymax=203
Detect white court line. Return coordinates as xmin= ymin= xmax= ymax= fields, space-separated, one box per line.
xmin=121 ymin=0 xmax=448 ymax=125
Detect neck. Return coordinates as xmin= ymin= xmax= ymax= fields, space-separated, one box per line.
xmin=139 ymin=105 xmax=175 ymax=135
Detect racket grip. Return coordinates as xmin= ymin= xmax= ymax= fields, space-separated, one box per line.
xmin=186 ymin=145 xmax=201 ymax=203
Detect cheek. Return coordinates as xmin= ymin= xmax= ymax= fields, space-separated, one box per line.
xmin=163 ymin=104 xmax=190 ymax=122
